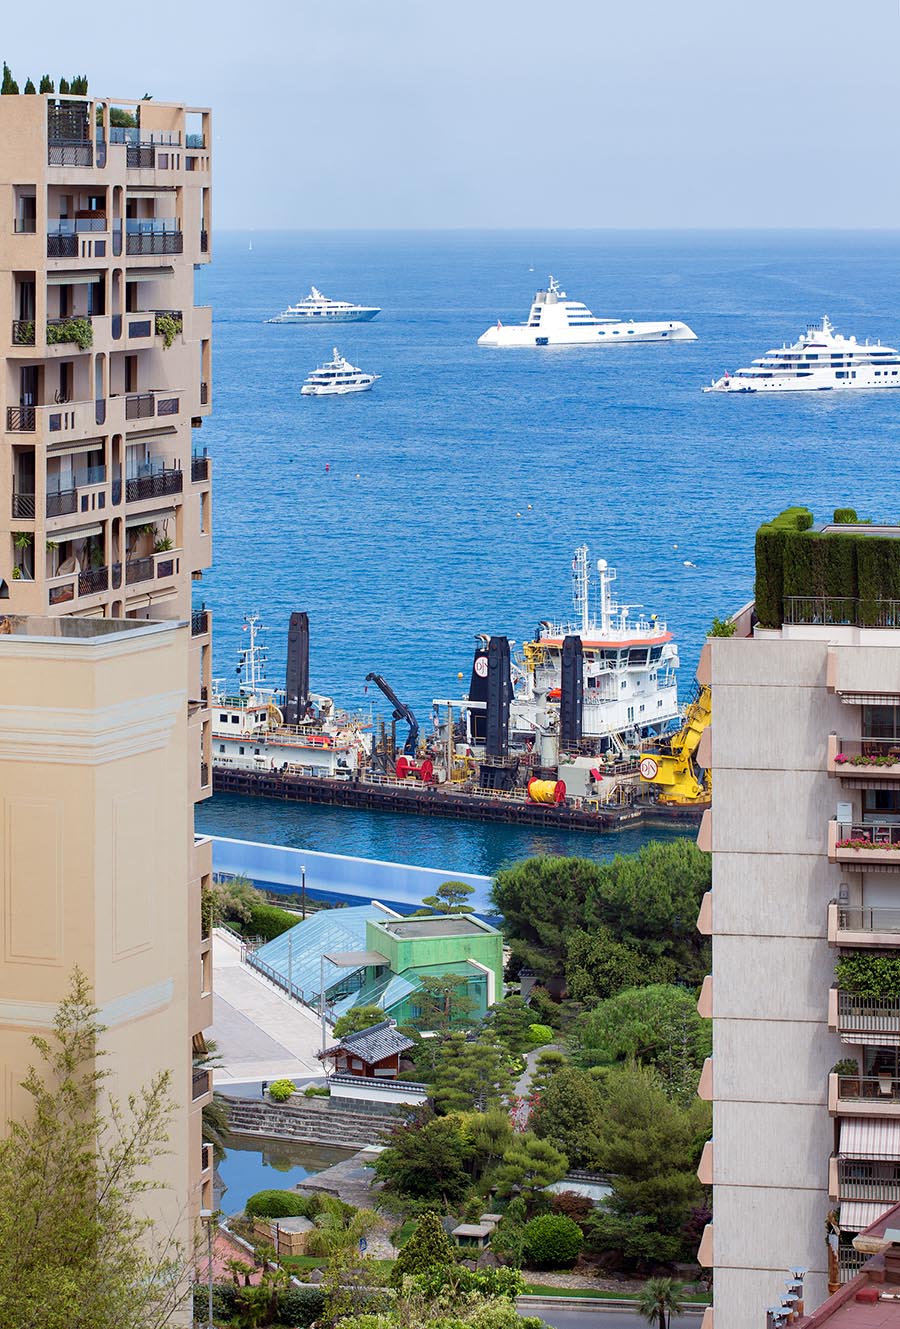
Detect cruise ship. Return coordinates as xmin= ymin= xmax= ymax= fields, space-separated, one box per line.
xmin=301 ymin=349 xmax=380 ymax=396
xmin=704 ymin=316 xmax=900 ymax=392
xmin=477 ymin=276 xmax=697 ymax=347
xmin=267 ymin=287 xmax=380 ymax=324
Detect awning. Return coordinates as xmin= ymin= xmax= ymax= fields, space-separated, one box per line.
xmin=840 ymin=1117 xmax=900 ymax=1159
xmin=126 ymin=508 xmax=175 ymax=529
xmin=841 ymin=694 xmax=900 ymax=706
xmin=47 ymin=270 xmax=102 ymax=286
xmin=323 ymin=951 xmax=389 ymax=968
xmin=126 ymin=266 xmax=174 ymax=282
xmin=126 ymin=428 xmax=176 ymax=443
xmin=47 ymin=441 xmax=104 ymax=458
xmin=149 ymin=588 xmax=177 ymax=603
xmin=54 ymin=522 xmax=103 ymax=541
xmin=126 ymin=189 xmax=176 ymax=199
xmin=125 ymin=596 xmax=151 ymax=611
xmin=841 ymin=1201 xmax=893 ymax=1232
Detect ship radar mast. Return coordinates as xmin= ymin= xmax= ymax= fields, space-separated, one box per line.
xmin=237 ymin=613 xmax=268 ymax=695
xmin=571 ymin=545 xmax=618 ymax=634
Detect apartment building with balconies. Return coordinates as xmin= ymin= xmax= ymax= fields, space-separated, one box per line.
xmin=696 ymin=507 xmax=900 ymax=1329
xmin=0 ymin=88 xmax=215 ymax=1269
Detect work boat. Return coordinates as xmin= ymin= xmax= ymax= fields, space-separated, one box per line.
xmin=211 ymin=615 xmax=368 ymax=779
xmin=704 ymin=316 xmax=900 ymax=392
xmin=508 ymin=547 xmax=681 ymax=763
xmin=477 ymin=275 xmax=697 ymax=347
xmin=267 ymin=286 xmax=380 ymax=324
xmin=300 ymin=348 xmax=380 ymax=396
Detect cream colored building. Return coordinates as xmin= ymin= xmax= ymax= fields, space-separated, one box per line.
xmin=697 ymin=516 xmax=900 ymax=1328
xmin=0 ymin=88 xmax=214 ymax=1288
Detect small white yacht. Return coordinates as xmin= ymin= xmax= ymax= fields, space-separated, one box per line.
xmin=268 ymin=287 xmax=380 ymax=324
xmin=301 ymin=348 xmax=380 ymax=397
xmin=704 ymin=316 xmax=900 ymax=393
xmin=477 ymin=275 xmax=696 ymax=347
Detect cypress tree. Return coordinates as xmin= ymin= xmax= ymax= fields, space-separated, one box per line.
xmin=58 ymin=77 xmax=70 ymax=95
xmin=390 ymin=1211 xmax=457 ymax=1286
xmin=39 ymin=75 xmax=54 ymax=93
xmin=1 ymin=64 xmax=19 ymax=95
xmin=23 ymin=78 xmax=35 ymax=95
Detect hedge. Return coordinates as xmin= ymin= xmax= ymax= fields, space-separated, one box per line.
xmin=755 ymin=505 xmax=900 ymax=628
xmin=835 ymin=950 xmax=900 ymax=998
xmin=247 ymin=901 xmax=299 ymax=941
xmin=245 ymin=1188 xmax=318 ymax=1218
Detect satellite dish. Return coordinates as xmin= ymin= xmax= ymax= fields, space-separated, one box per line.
xmin=597 ymin=559 xmax=608 ymax=571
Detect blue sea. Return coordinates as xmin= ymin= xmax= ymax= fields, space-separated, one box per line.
xmin=194 ymin=229 xmax=900 ymax=872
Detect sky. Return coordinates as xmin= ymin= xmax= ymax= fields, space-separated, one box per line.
xmin=4 ymin=0 xmax=900 ymax=229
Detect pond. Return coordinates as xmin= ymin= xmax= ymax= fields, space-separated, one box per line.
xmin=215 ymin=1132 xmax=356 ymax=1215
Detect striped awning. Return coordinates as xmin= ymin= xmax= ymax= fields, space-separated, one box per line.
xmin=126 ymin=266 xmax=173 ymax=281
xmin=841 ymin=694 xmax=900 ymax=706
xmin=125 ymin=508 xmax=174 ymax=529
xmin=840 ymin=1117 xmax=900 ymax=1159
xmin=47 ymin=270 xmax=102 ymax=285
xmin=54 ymin=522 xmax=103 ymax=541
xmin=47 ymin=440 xmax=103 ymax=458
xmin=841 ymin=1201 xmax=893 ymax=1232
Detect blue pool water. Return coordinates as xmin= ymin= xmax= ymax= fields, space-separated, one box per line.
xmin=195 ymin=229 xmax=900 ymax=871
xmin=216 ymin=1133 xmax=354 ymax=1215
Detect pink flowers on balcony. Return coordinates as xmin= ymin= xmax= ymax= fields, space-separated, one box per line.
xmin=834 ymin=753 xmax=849 ymax=764
xmin=835 ymin=837 xmax=900 ymax=851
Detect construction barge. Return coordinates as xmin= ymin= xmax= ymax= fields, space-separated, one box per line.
xmin=210 ymin=549 xmax=710 ymax=834
xmin=212 ymin=764 xmax=702 ymax=831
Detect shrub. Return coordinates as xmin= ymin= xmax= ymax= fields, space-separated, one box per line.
xmin=834 ymin=508 xmax=859 ymax=524
xmin=522 ymin=1213 xmax=583 ymax=1269
xmin=155 ymin=313 xmax=182 ymax=349
xmin=268 ymin=1078 xmax=295 ymax=1103
xmin=835 ymin=950 xmax=900 ymax=998
xmin=527 ymin=1023 xmax=553 ymax=1046
xmin=46 ymin=317 xmax=93 ymax=351
xmin=247 ymin=901 xmax=299 ymax=941
xmin=203 ymin=1281 xmax=237 ymax=1321
xmin=303 ymin=1083 xmax=330 ymax=1098
xmin=276 ymin=1285 xmax=326 ymax=1327
xmin=550 ymin=1191 xmax=594 ymax=1226
xmin=245 ymin=1188 xmax=314 ymax=1218
xmin=390 ymin=1211 xmax=458 ymax=1286
xmin=708 ymin=616 xmax=736 ymax=637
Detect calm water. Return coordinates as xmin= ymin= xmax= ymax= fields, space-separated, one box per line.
xmin=195 ymin=230 xmax=900 ymax=871
xmin=216 ymin=1132 xmax=353 ymax=1215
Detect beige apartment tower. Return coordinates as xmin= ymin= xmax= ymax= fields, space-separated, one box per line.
xmin=0 ymin=87 xmax=215 ymax=1282
xmin=697 ymin=510 xmax=900 ymax=1327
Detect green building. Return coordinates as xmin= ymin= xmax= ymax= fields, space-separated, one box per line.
xmin=250 ymin=903 xmax=503 ymax=1028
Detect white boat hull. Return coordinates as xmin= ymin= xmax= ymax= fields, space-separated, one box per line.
xmin=301 ymin=378 xmax=377 ymax=396
xmin=704 ymin=371 xmax=900 ymax=393
xmin=268 ymin=308 xmax=380 ymax=324
xmin=478 ymin=319 xmax=697 ymax=347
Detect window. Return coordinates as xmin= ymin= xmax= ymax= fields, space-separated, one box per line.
xmin=231 ymin=715 xmax=240 ymax=724
xmin=218 ymin=744 xmax=225 ymax=753
xmin=219 ymin=713 xmax=228 ymax=722
xmin=239 ymin=746 xmax=245 ymax=755
xmin=862 ymin=705 xmax=900 ymax=740
xmin=627 ymin=706 xmax=634 ymax=722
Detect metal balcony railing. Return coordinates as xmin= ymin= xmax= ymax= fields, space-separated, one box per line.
xmin=46 ymin=232 xmax=79 ymax=258
xmin=46 ymin=315 xmax=93 ymax=345
xmin=12 ymin=320 xmax=35 ymax=345
xmin=186 ymin=133 xmax=206 ymax=149
xmin=125 ymin=557 xmax=154 ymax=586
xmin=837 ymin=990 xmax=900 ymax=1035
xmin=837 ymin=1074 xmax=900 ymax=1102
xmin=7 ymin=406 xmax=35 ymax=432
xmin=126 ymin=144 xmax=155 ymax=169
xmin=200 ymin=229 xmax=208 ymax=253
xmin=125 ymin=231 xmax=183 ymax=256
xmin=837 ymin=1163 xmax=900 ymax=1202
xmin=47 ymin=141 xmax=92 ymax=167
xmin=200 ymin=380 xmax=209 ymax=405
xmin=125 ymin=393 xmax=155 ymax=421
xmin=191 ymin=608 xmax=210 ymax=637
xmin=200 ymin=762 xmax=210 ymax=789
xmin=46 ymin=489 xmax=78 ymax=518
xmin=785 ymin=596 xmax=900 ymax=629
xmin=125 ymin=468 xmax=183 ymax=503
xmin=835 ymin=822 xmax=900 ymax=850
xmin=191 ymin=454 xmax=210 ymax=482
xmin=838 ymin=906 xmax=900 ymax=934
xmin=12 ymin=492 xmax=35 ymax=519
xmin=127 ymin=319 xmax=152 ymax=339
xmin=78 ymin=565 xmax=109 ymax=597
xmin=191 ymin=1067 xmax=211 ymax=1100
xmin=835 ymin=738 xmax=900 ymax=769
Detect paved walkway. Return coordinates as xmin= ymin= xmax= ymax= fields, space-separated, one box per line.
xmin=211 ymin=930 xmax=327 ymax=1085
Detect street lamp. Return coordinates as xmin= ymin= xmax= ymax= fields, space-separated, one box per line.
xmin=199 ymin=1208 xmax=215 ymax=1329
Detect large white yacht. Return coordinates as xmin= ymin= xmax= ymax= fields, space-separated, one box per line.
xmin=477 ymin=276 xmax=696 ymax=347
xmin=704 ymin=316 xmax=900 ymax=393
xmin=268 ymin=286 xmax=380 ymax=324
xmin=301 ymin=348 xmax=380 ymax=396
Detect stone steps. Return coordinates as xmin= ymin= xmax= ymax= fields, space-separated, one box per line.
xmin=223 ymin=1095 xmax=398 ymax=1148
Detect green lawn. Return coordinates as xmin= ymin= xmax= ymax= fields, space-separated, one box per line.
xmin=523 ymin=1284 xmax=711 ymax=1303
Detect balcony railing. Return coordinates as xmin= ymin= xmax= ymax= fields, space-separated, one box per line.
xmin=77 ymin=565 xmax=109 ymax=597
xmin=200 ymin=380 xmax=209 ymax=405
xmin=191 ymin=608 xmax=210 ymax=637
xmin=12 ymin=492 xmax=35 ymax=519
xmin=836 ymin=1163 xmax=900 ymax=1202
xmin=191 ymin=454 xmax=210 ymax=482
xmin=12 ymin=320 xmax=35 ymax=346
xmin=46 ymin=489 xmax=78 ymax=518
xmin=838 ymin=906 xmax=900 ymax=934
xmin=785 ymin=596 xmax=900 ymax=629
xmin=125 ymin=468 xmax=183 ymax=503
xmin=837 ymin=989 xmax=900 ymax=1037
xmin=126 ymin=144 xmax=155 ymax=169
xmin=200 ymin=229 xmax=208 ymax=253
xmin=7 ymin=406 xmax=35 ymax=432
xmin=186 ymin=133 xmax=206 ymax=149
xmin=125 ymin=231 xmax=183 ymax=256
xmin=47 ymin=141 xmax=92 ymax=167
xmin=125 ymin=393 xmax=154 ymax=421
xmin=834 ymin=738 xmax=900 ymax=773
xmin=46 ymin=232 xmax=79 ymax=258
xmin=49 ymin=216 xmax=107 ymax=234
xmin=837 ymin=1074 xmax=900 ymax=1103
xmin=191 ymin=1066 xmax=211 ymax=1100
xmin=834 ymin=822 xmax=900 ymax=852
xmin=125 ymin=557 xmax=154 ymax=586
xmin=127 ymin=318 xmax=152 ymax=339
xmin=200 ymin=762 xmax=210 ymax=789
xmin=46 ymin=315 xmax=93 ymax=346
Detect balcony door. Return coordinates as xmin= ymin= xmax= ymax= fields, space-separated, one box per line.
xmin=19 ymin=366 xmax=37 ymax=408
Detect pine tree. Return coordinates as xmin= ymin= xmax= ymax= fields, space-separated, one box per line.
xmin=71 ymin=75 xmax=89 ymax=95
xmin=23 ymin=78 xmax=36 ymax=95
xmin=39 ymin=75 xmax=54 ymax=93
xmin=390 ymin=1211 xmax=458 ymax=1287
xmin=58 ymin=76 xmax=70 ymax=95
xmin=1 ymin=64 xmax=19 ymax=95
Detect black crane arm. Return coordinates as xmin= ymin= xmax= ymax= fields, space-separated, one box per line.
xmin=365 ymin=672 xmax=420 ymax=755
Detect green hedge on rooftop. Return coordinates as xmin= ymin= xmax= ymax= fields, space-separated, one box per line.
xmin=754 ymin=505 xmax=900 ymax=628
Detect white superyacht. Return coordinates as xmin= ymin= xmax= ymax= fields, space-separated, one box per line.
xmin=704 ymin=316 xmax=900 ymax=392
xmin=477 ymin=275 xmax=696 ymax=347
xmin=301 ymin=348 xmax=380 ymax=396
xmin=268 ymin=286 xmax=380 ymax=324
